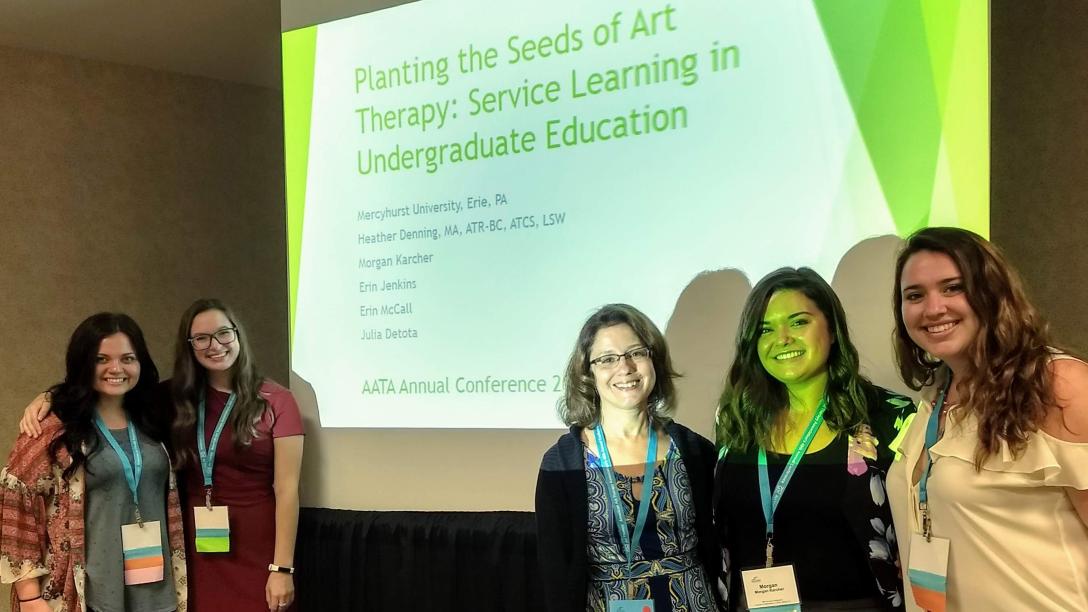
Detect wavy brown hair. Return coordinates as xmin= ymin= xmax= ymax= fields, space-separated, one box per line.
xmin=558 ymin=304 xmax=679 ymax=428
xmin=170 ymin=298 xmax=268 ymax=468
xmin=892 ymin=227 xmax=1056 ymax=468
xmin=717 ymin=268 xmax=874 ymax=452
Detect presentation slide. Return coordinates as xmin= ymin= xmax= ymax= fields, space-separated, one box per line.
xmin=283 ymin=0 xmax=988 ymax=428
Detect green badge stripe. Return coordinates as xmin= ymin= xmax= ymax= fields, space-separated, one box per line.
xmin=282 ymin=25 xmax=319 ymax=348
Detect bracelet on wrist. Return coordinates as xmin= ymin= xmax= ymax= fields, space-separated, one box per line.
xmin=268 ymin=563 xmax=295 ymax=575
xmin=18 ymin=594 xmax=42 ymax=603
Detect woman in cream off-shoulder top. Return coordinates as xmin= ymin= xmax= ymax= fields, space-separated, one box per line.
xmin=886 ymin=227 xmax=1088 ymax=612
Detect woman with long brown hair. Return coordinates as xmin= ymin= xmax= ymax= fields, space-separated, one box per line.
xmin=715 ymin=268 xmax=911 ymax=611
xmin=170 ymin=299 xmax=304 ymax=612
xmin=535 ymin=304 xmax=724 ymax=612
xmin=2 ymin=313 xmax=186 ymax=612
xmin=888 ymin=227 xmax=1088 ymax=611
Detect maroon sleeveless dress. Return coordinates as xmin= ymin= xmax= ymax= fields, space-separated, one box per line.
xmin=182 ymin=381 xmax=304 ymax=611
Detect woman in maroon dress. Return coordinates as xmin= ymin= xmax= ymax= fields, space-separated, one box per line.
xmin=171 ymin=299 xmax=304 ymax=612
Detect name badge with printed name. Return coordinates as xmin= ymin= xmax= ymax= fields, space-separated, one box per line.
xmin=740 ymin=564 xmax=801 ymax=612
xmin=608 ymin=599 xmax=654 ymax=612
xmin=908 ymin=533 xmax=949 ymax=612
xmin=121 ymin=521 xmax=164 ymax=585
xmin=194 ymin=505 xmax=231 ymax=552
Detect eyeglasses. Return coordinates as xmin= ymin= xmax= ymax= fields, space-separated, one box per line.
xmin=188 ymin=327 xmax=238 ymax=350
xmin=589 ymin=346 xmax=652 ymax=368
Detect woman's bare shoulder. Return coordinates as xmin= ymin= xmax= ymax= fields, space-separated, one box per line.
xmin=1045 ymin=357 xmax=1088 ymax=442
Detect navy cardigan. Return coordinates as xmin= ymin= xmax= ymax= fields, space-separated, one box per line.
xmin=534 ymin=421 xmax=724 ymax=612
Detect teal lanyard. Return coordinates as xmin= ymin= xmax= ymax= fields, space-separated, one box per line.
xmin=93 ymin=414 xmax=145 ymax=525
xmin=197 ymin=391 xmax=236 ymax=509
xmin=593 ymin=421 xmax=658 ymax=595
xmin=757 ymin=397 xmax=827 ymax=567
xmin=919 ymin=377 xmax=952 ymax=540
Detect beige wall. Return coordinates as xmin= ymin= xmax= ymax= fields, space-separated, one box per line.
xmin=0 ymin=43 xmax=289 ymax=432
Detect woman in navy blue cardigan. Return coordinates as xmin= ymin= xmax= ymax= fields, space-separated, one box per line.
xmin=535 ymin=304 xmax=724 ymax=612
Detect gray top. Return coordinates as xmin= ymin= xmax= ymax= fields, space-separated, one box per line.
xmin=84 ymin=425 xmax=176 ymax=612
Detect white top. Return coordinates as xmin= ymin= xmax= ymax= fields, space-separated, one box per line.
xmin=887 ymin=362 xmax=1088 ymax=612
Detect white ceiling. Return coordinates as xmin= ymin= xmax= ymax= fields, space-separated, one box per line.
xmin=0 ymin=0 xmax=283 ymax=89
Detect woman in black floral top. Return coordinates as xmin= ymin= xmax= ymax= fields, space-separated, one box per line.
xmin=714 ymin=268 xmax=913 ymax=611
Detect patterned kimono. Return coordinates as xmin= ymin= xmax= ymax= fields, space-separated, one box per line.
xmin=0 ymin=415 xmax=188 ymax=612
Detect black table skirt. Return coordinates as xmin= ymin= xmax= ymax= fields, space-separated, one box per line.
xmin=296 ymin=507 xmax=545 ymax=611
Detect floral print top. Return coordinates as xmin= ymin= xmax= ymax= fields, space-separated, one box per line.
xmin=714 ymin=386 xmax=914 ymax=611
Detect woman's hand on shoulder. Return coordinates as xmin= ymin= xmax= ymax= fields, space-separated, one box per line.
xmin=19 ymin=393 xmax=52 ymax=439
xmin=1046 ymin=358 xmax=1088 ymax=442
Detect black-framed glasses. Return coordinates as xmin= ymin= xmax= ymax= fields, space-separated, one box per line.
xmin=589 ymin=346 xmax=652 ymax=369
xmin=188 ymin=327 xmax=238 ymax=350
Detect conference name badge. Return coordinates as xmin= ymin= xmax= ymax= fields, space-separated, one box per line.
xmin=193 ymin=505 xmax=231 ymax=552
xmin=908 ymin=533 xmax=949 ymax=612
xmin=740 ymin=564 xmax=801 ymax=611
xmin=608 ymin=599 xmax=654 ymax=612
xmin=121 ymin=521 xmax=165 ymax=585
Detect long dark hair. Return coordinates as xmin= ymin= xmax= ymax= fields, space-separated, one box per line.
xmin=892 ymin=227 xmax=1056 ymax=467
xmin=48 ymin=313 xmax=163 ymax=479
xmin=558 ymin=304 xmax=679 ymax=428
xmin=717 ymin=268 xmax=873 ymax=451
xmin=171 ymin=298 xmax=268 ymax=468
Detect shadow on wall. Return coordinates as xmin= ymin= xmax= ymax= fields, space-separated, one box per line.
xmin=664 ymin=269 xmax=751 ymax=442
xmin=830 ymin=234 xmax=909 ymax=395
xmin=289 ymin=371 xmax=325 ymax=505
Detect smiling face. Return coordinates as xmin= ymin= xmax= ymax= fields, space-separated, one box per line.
xmin=189 ymin=308 xmax=241 ymax=374
xmin=589 ymin=324 xmax=656 ymax=413
xmin=93 ymin=332 xmax=141 ymax=398
xmin=899 ymin=250 xmax=980 ymax=371
xmin=756 ymin=289 xmax=833 ymax=388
